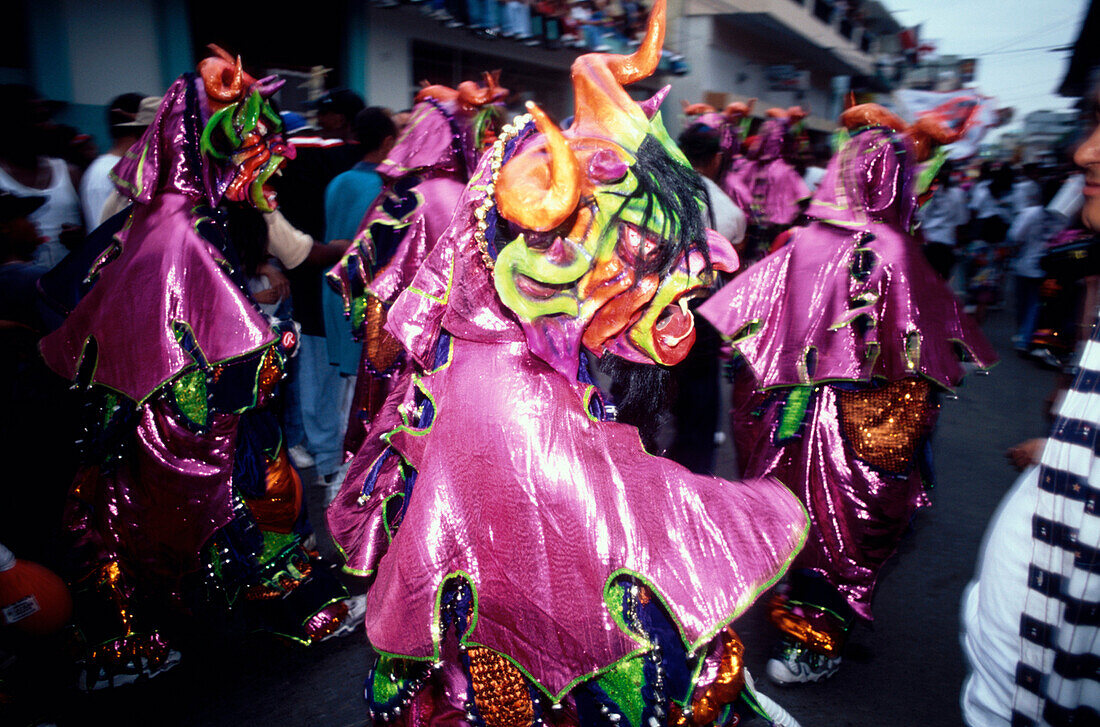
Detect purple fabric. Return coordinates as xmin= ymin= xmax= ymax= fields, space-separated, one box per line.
xmin=327 ymin=149 xmax=809 ymax=697
xmin=699 ymin=124 xmax=997 ymax=618
xmin=726 ymin=156 xmax=808 ymax=227
xmin=66 ymin=402 xmax=240 ymax=578
xmin=724 ymin=116 xmax=808 ymax=226
xmin=805 ymin=126 xmax=918 ymax=231
xmin=698 ymin=218 xmax=996 ymax=390
xmin=335 ymin=333 xmax=806 ymax=697
xmin=728 ymin=369 xmax=931 ymax=619
xmin=376 ymin=101 xmax=462 ymax=181
xmin=110 ymin=76 xmax=224 ymax=208
xmin=40 ymin=192 xmax=275 ymax=402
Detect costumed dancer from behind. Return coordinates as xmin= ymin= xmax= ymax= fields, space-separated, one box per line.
xmin=681 ymin=97 xmax=755 ymax=242
xmin=328 ymin=72 xmax=510 ymax=460
xmin=38 ymin=47 xmax=356 ymax=690
xmin=327 ymin=2 xmax=810 ymax=725
xmin=699 ymin=103 xmax=999 ymax=684
xmin=725 ymin=106 xmax=811 ymax=264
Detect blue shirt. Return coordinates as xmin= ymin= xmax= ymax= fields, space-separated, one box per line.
xmin=322 ymin=161 xmax=383 ymax=375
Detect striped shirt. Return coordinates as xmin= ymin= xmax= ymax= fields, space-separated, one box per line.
xmin=1012 ymin=318 xmax=1100 ymax=726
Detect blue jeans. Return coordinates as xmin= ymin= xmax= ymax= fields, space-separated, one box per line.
xmin=297 ymin=334 xmax=353 ymax=477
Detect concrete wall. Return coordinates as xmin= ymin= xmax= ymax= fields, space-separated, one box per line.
xmin=24 ymin=0 xmax=175 ymax=151
xmin=666 ymin=15 xmax=836 ymax=137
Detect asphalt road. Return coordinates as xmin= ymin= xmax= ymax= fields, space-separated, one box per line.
xmin=20 ymin=304 xmax=1057 ymax=727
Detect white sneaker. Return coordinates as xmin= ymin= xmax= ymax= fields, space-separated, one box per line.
xmin=317 ymin=594 xmax=367 ymax=642
xmin=765 ymin=641 xmax=841 ymax=685
xmin=78 ymin=646 xmax=182 ymax=691
xmin=288 ymin=444 xmax=315 ymax=468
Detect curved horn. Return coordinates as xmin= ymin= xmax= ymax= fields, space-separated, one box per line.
xmin=232 ymin=56 xmax=245 ymax=97
xmin=415 ymin=84 xmax=460 ymax=104
xmin=840 ymin=103 xmax=906 ymax=132
xmin=606 ymin=0 xmax=665 ymax=85
xmin=907 ymin=114 xmax=959 ymax=162
xmin=207 ymin=43 xmax=234 ymax=62
xmin=495 ymin=102 xmax=581 ymax=232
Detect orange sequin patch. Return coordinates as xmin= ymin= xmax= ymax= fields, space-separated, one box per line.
xmin=669 ymin=628 xmax=745 ymax=726
xmin=468 ymin=647 xmax=534 ymax=727
xmin=364 ymin=298 xmax=404 ymax=374
xmin=837 ymin=377 xmax=934 ymax=472
xmin=243 ymin=447 xmax=303 ymax=534
xmin=767 ymin=594 xmax=843 ymax=658
xmin=256 ymin=347 xmax=283 ymax=400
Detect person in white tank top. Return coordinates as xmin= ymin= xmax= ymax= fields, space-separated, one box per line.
xmin=0 ymin=84 xmax=83 ymax=270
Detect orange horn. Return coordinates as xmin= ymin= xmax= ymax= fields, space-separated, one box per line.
xmin=607 ymin=0 xmax=665 ymax=85
xmin=415 ymin=84 xmax=459 ymax=104
xmin=207 ymin=43 xmax=234 ymax=63
xmin=840 ymin=103 xmax=906 ymax=132
xmin=907 ymin=114 xmax=959 ymax=162
xmin=495 ymin=102 xmax=581 ymax=232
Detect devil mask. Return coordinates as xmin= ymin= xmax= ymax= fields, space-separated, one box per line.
xmin=479 ymin=0 xmax=738 ymax=376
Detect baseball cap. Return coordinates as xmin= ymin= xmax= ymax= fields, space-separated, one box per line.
xmin=309 ymin=88 xmax=365 ymax=119
xmin=115 ymin=95 xmax=161 ymax=129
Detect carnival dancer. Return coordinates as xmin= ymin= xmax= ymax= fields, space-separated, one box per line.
xmin=328 ymin=72 xmax=510 ymax=461
xmin=725 ymin=106 xmax=810 ymax=263
xmin=681 ymin=97 xmax=755 ymax=235
xmin=38 ymin=48 xmax=355 ymax=690
xmin=699 ymin=104 xmax=998 ymax=684
xmin=327 ymin=2 xmax=809 ymax=725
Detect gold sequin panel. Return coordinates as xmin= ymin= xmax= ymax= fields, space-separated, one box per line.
xmin=837 ymin=377 xmax=934 ymax=473
xmin=669 ymin=627 xmax=746 ymax=726
xmin=766 ymin=594 xmax=844 ymax=657
xmin=364 ymin=297 xmax=404 ymax=374
xmin=468 ymin=646 xmax=534 ymax=727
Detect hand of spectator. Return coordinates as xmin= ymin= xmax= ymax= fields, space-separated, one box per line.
xmin=1006 ymin=438 xmax=1045 ymax=471
xmin=257 ymin=262 xmax=290 ymax=302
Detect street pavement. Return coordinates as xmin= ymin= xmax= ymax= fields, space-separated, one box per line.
xmin=28 ymin=304 xmax=1057 ymax=727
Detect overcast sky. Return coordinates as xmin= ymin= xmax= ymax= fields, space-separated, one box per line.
xmin=878 ymin=0 xmax=1089 ymax=132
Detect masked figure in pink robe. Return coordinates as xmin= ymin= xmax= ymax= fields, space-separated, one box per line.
xmin=326 ymin=3 xmax=810 ymax=725
xmin=699 ymin=104 xmax=998 ymax=684
xmin=38 ymin=48 xmax=354 ymax=690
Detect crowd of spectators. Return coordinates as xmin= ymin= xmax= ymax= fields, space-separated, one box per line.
xmin=369 ymin=0 xmax=686 ymax=71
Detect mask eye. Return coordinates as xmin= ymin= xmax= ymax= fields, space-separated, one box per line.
xmin=588 ymin=148 xmax=627 ymax=184
xmin=615 ymin=224 xmax=659 ymax=266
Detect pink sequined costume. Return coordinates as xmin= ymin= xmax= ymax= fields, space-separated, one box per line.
xmin=723 ymin=107 xmax=810 ymax=263
xmin=698 ymin=106 xmax=998 ymax=663
xmin=327 ymin=2 xmax=809 ymax=724
xmin=38 ymin=50 xmax=352 ymax=688
xmin=328 ymin=74 xmax=509 ymax=460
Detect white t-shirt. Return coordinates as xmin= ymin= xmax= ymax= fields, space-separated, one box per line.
xmin=79 ymin=153 xmax=121 ymax=228
xmin=961 ymin=467 xmax=1040 ymax=727
xmin=919 ymin=185 xmax=969 ymax=246
xmin=0 ymin=157 xmax=81 ymax=269
xmin=802 ymin=165 xmax=827 ymax=193
xmin=1009 ymin=205 xmax=1066 ymax=278
xmin=702 ymin=176 xmax=747 ymax=247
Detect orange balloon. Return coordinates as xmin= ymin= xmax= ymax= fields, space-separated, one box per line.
xmin=0 ymin=555 xmax=73 ymax=635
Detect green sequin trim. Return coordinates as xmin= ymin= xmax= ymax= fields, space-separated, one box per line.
xmin=259 ymin=530 xmax=298 ymax=565
xmin=597 ymin=654 xmax=647 ymax=727
xmin=372 ymin=654 xmax=404 ymax=706
xmin=172 ymin=368 xmax=208 ymax=427
xmin=102 ymin=392 xmax=119 ymax=428
xmin=776 ymin=385 xmax=812 ymax=440
xmin=351 ymin=294 xmax=369 ymax=333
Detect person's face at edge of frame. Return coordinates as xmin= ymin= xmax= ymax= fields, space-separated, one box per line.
xmin=1073 ymin=90 xmax=1100 ymax=233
